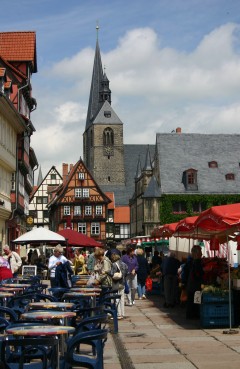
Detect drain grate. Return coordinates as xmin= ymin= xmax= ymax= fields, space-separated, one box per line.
xmin=112 ymin=333 xmax=136 ymax=369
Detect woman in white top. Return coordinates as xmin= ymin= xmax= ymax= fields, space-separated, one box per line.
xmin=48 ymin=245 xmax=68 ymax=287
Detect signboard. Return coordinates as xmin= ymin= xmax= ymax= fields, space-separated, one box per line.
xmin=22 ymin=265 xmax=37 ymax=277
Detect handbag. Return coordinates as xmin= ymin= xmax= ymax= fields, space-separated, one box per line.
xmin=112 ymin=263 xmax=122 ymax=281
xmin=145 ymin=277 xmax=153 ymax=292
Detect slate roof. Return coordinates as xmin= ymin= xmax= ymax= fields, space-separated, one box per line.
xmin=85 ymin=39 xmax=103 ymax=130
xmin=93 ymin=100 xmax=123 ymax=125
xmin=142 ymin=175 xmax=161 ymax=198
xmin=100 ymin=144 xmax=155 ymax=205
xmin=0 ymin=31 xmax=37 ymax=72
xmin=156 ymin=133 xmax=240 ymax=194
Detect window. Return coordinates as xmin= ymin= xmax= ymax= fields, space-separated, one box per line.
xmin=11 ymin=173 xmax=15 ymax=191
xmin=51 ymin=174 xmax=56 ymax=179
xmin=78 ymin=172 xmax=85 ymax=180
xmin=82 ymin=188 xmax=89 ymax=198
xmin=104 ymin=111 xmax=111 ymax=118
xmin=43 ymin=197 xmax=48 ymax=204
xmin=187 ymin=172 xmax=195 ymax=184
xmin=43 ymin=210 xmax=49 ymax=218
xmin=192 ymin=202 xmax=207 ymax=213
xmin=96 ymin=205 xmax=102 ymax=215
xmin=226 ymin=173 xmax=235 ymax=180
xmin=74 ymin=206 xmax=81 ymax=215
xmin=208 ymin=161 xmax=218 ymax=168
xmin=91 ymin=222 xmax=100 ymax=235
xmin=172 ymin=202 xmax=187 ymax=214
xmin=75 ymin=188 xmax=82 ymax=197
xmin=64 ymin=206 xmax=70 ymax=215
xmin=36 ymin=197 xmax=42 ymax=204
xmin=64 ymin=222 xmax=73 ymax=230
xmin=182 ymin=169 xmax=198 ymax=191
xmin=78 ymin=223 xmax=86 ymax=234
xmin=103 ymin=127 xmax=114 ymax=146
xmin=85 ymin=206 xmax=92 ymax=215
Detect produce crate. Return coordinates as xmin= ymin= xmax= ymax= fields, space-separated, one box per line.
xmin=202 ymin=293 xmax=230 ymax=303
xmin=200 ymin=302 xmax=234 ymax=328
xmin=201 ymin=316 xmax=234 ymax=328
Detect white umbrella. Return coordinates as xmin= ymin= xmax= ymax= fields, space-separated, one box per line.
xmin=13 ymin=227 xmax=66 ymax=245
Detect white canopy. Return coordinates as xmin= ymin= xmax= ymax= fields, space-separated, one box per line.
xmin=13 ymin=227 xmax=66 ymax=245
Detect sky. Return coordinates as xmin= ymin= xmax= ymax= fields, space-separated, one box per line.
xmin=1 ymin=0 xmax=240 ymax=181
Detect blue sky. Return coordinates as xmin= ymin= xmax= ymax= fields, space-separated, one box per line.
xmin=2 ymin=0 xmax=240 ymax=179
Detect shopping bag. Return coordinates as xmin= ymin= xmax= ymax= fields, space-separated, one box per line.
xmin=145 ymin=277 xmax=153 ymax=292
xmin=180 ymin=288 xmax=188 ymax=302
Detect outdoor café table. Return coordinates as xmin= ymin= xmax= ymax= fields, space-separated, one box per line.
xmin=0 ymin=291 xmax=14 ymax=307
xmin=27 ymin=302 xmax=74 ymax=311
xmin=5 ymin=325 xmax=75 ymax=369
xmin=70 ymin=287 xmax=102 ymax=293
xmin=2 ymin=283 xmax=31 ymax=292
xmin=21 ymin=310 xmax=76 ymax=326
xmin=62 ymin=291 xmax=100 ymax=308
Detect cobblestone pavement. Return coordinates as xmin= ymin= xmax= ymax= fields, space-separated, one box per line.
xmin=104 ymin=295 xmax=240 ymax=369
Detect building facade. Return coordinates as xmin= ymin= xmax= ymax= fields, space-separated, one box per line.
xmin=0 ymin=31 xmax=38 ymax=247
xmin=48 ymin=160 xmax=111 ymax=243
xmin=29 ymin=166 xmax=62 ymax=229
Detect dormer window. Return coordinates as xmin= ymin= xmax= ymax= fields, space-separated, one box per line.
xmin=208 ymin=161 xmax=218 ymax=168
xmin=104 ymin=111 xmax=111 ymax=118
xmin=182 ymin=168 xmax=198 ymax=191
xmin=226 ymin=173 xmax=235 ymax=180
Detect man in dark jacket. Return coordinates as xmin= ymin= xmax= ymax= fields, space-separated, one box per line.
xmin=162 ymin=251 xmax=180 ymax=307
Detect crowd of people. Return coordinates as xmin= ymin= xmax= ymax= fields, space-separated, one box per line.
xmin=0 ymin=242 xmax=204 ymax=320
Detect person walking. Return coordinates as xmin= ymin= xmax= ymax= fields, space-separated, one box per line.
xmin=110 ymin=251 xmax=128 ymax=319
xmin=122 ymin=247 xmax=138 ymax=305
xmin=136 ymin=248 xmax=149 ymax=299
xmin=2 ymin=245 xmax=22 ymax=277
xmin=48 ymin=245 xmax=69 ymax=287
xmin=162 ymin=251 xmax=180 ymax=308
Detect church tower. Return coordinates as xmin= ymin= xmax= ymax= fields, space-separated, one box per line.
xmin=83 ymin=28 xmax=125 ymax=186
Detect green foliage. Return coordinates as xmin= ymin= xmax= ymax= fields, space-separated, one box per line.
xmin=159 ymin=194 xmax=240 ymax=225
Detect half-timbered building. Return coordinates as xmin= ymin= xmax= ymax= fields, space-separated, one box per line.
xmin=48 ymin=159 xmax=111 ymax=243
xmin=29 ymin=166 xmax=62 ymax=229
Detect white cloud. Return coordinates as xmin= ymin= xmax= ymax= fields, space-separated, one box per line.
xmin=32 ymin=23 xmax=240 ymax=178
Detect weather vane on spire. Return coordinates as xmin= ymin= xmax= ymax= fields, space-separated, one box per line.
xmin=96 ymin=21 xmax=99 ymax=40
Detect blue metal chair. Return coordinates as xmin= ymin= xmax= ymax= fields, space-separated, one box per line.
xmin=0 ymin=335 xmax=59 ymax=369
xmin=63 ymin=329 xmax=108 ymax=369
xmin=0 ymin=306 xmax=18 ymax=322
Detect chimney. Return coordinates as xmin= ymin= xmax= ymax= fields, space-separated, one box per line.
xmin=62 ymin=163 xmax=69 ymax=182
xmin=176 ymin=127 xmax=182 ymax=134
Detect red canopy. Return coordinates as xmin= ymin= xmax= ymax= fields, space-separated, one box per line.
xmin=175 ymin=216 xmax=199 ymax=232
xmin=158 ymin=222 xmax=179 ymax=237
xmin=194 ymin=203 xmax=240 ymax=232
xmin=57 ymin=229 xmax=102 ymax=247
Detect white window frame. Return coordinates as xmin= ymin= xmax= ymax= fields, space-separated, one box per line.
xmin=78 ymin=222 xmax=86 ymax=234
xmin=75 ymin=188 xmax=82 ymax=198
xmin=82 ymin=188 xmax=89 ymax=198
xmin=85 ymin=206 xmax=92 ymax=215
xmin=91 ymin=222 xmax=100 ymax=235
xmin=96 ymin=205 xmax=103 ymax=215
xmin=78 ymin=172 xmax=85 ymax=180
xmin=64 ymin=222 xmax=73 ymax=229
xmin=64 ymin=206 xmax=70 ymax=215
xmin=74 ymin=206 xmax=81 ymax=215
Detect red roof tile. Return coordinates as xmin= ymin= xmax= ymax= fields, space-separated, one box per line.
xmin=0 ymin=31 xmax=37 ymax=72
xmin=114 ymin=206 xmax=130 ymax=223
xmin=105 ymin=192 xmax=115 ymax=209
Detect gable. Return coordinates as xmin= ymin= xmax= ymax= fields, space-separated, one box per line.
xmin=93 ymin=100 xmax=123 ymax=125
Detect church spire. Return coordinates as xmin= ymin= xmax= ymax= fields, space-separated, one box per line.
xmin=143 ymin=145 xmax=152 ymax=171
xmin=85 ymin=26 xmax=104 ymax=130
